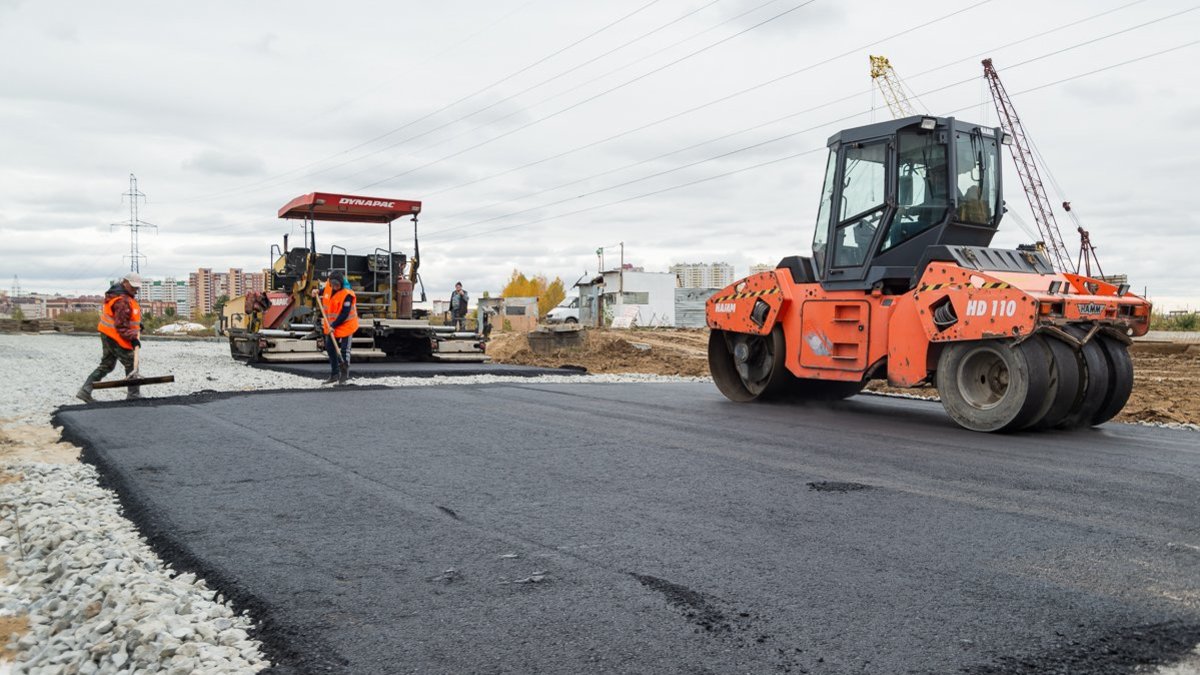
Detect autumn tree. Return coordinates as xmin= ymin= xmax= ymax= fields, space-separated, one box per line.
xmin=500 ymin=270 xmax=566 ymax=316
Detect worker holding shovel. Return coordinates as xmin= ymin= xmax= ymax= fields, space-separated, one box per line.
xmin=311 ymin=271 xmax=358 ymax=385
xmin=77 ymin=272 xmax=143 ymax=403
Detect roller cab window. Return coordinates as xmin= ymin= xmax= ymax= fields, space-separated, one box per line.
xmin=882 ymin=130 xmax=949 ymax=251
xmin=955 ymin=130 xmax=999 ymax=226
xmin=832 ymin=141 xmax=887 ymax=268
xmin=810 ymin=150 xmax=837 ymax=276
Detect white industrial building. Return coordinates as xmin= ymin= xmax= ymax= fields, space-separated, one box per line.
xmin=670 ymin=262 xmax=735 ymax=289
xmin=576 ymin=268 xmax=676 ymax=328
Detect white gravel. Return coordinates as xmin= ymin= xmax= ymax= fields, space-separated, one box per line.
xmin=0 ymin=332 xmax=701 ymax=673
xmin=1 ymin=464 xmax=268 ymax=674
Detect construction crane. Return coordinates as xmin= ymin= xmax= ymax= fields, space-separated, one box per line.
xmin=869 ymin=55 xmax=921 ymax=119
xmin=981 ymin=58 xmax=1076 ymax=273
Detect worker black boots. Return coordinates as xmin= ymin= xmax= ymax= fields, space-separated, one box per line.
xmin=321 ymin=364 xmax=349 ymax=386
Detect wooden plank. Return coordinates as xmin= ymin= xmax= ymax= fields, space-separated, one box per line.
xmin=91 ymin=375 xmax=175 ymax=390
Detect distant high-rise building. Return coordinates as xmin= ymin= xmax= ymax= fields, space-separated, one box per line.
xmin=144 ymin=277 xmax=190 ymax=315
xmin=669 ymin=262 xmax=735 ymax=289
xmin=188 ymin=267 xmax=266 ymax=317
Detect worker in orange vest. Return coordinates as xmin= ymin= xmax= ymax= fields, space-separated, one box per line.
xmin=311 ymin=271 xmax=358 ymax=385
xmin=77 ymin=272 xmax=143 ymax=403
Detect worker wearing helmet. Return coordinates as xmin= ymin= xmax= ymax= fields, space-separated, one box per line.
xmin=77 ymin=272 xmax=143 ymax=403
xmin=312 ymin=271 xmax=358 ymax=385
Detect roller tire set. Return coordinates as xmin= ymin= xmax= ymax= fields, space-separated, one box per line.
xmin=708 ymin=327 xmax=1134 ymax=433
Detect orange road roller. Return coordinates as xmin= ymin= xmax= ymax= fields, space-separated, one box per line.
xmin=706 ymin=115 xmax=1150 ymax=432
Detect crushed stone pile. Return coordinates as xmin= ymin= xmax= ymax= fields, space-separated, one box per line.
xmin=1 ymin=463 xmax=268 ymax=674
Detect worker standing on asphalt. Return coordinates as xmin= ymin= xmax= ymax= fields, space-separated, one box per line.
xmin=77 ymin=272 xmax=143 ymax=403
xmin=313 ymin=271 xmax=358 ymax=385
xmin=449 ymin=282 xmax=469 ymax=331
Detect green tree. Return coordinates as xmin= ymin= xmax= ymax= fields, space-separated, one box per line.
xmin=11 ymin=306 xmax=24 ymax=321
xmin=214 ymin=294 xmax=230 ymax=315
xmin=165 ymin=306 xmax=176 ymax=317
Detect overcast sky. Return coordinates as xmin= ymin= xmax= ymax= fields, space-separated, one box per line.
xmin=2 ymin=0 xmax=1197 ymax=308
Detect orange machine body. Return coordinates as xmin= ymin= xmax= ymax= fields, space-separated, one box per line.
xmin=707 ymin=264 xmax=1150 ymax=388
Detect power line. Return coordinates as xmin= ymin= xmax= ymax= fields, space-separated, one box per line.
xmin=416 ymin=2 xmax=1187 ymax=241
xmin=356 ymin=0 xmax=820 ymax=190
xmin=331 ymin=0 xmax=789 ymax=185
xmin=437 ymin=0 xmax=1163 ymax=206
xmin=174 ymin=0 xmax=667 ymax=203
xmin=420 ymin=38 xmax=1199 ymax=246
xmin=305 ymin=0 xmax=545 ymax=121
xmin=204 ymin=0 xmax=790 ymax=207
xmin=287 ymin=0 xmax=728 ymax=190
xmin=413 ymin=0 xmax=995 ymax=201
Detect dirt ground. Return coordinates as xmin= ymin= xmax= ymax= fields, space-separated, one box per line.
xmin=0 ymin=421 xmax=80 ymax=464
xmin=488 ymin=328 xmax=1200 ymax=426
xmin=488 ymin=328 xmax=712 ymax=377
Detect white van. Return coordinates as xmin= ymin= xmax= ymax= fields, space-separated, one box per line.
xmin=544 ymin=296 xmax=580 ymax=324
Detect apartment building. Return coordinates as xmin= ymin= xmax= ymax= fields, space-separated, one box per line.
xmin=188 ymin=268 xmax=266 ymax=317
xmin=144 ymin=277 xmax=191 ymax=316
xmin=669 ymin=262 xmax=735 ymax=289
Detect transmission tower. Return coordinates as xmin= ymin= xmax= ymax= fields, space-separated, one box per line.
xmin=110 ymin=173 xmax=157 ymax=273
xmin=981 ymin=59 xmax=1074 ymax=273
xmin=869 ymin=55 xmax=923 ymax=119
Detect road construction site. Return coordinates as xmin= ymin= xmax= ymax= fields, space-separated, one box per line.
xmin=2 ymin=331 xmax=1199 ymax=673
xmin=489 ymin=329 xmax=1200 ymax=427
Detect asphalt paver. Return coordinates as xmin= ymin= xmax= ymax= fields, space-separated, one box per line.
xmin=249 ymin=360 xmax=582 ymax=379
xmin=56 ymin=384 xmax=1200 ymax=674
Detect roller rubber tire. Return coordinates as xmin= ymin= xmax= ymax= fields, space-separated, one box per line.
xmin=1091 ymin=334 xmax=1134 ymax=426
xmin=1055 ymin=326 xmax=1111 ymax=430
xmin=937 ymin=339 xmax=1050 ymax=433
xmin=1031 ymin=335 xmax=1084 ymax=430
xmin=708 ymin=328 xmax=790 ymax=402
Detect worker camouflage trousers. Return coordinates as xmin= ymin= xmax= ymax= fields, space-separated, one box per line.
xmin=86 ymin=334 xmax=140 ymax=398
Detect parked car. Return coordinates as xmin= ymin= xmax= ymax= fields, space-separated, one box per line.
xmin=544 ymin=296 xmax=580 ymax=324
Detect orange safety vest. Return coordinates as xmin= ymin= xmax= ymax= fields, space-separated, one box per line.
xmin=97 ymin=295 xmax=141 ymax=349
xmin=323 ymin=287 xmax=359 ymax=338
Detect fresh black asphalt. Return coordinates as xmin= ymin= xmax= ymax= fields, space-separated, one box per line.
xmin=249 ymin=360 xmax=582 ymax=379
xmin=55 ymin=384 xmax=1200 ymax=674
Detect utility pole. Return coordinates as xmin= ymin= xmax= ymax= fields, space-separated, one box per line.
xmin=619 ymin=241 xmax=624 ymax=294
xmin=110 ymin=173 xmax=157 ymax=273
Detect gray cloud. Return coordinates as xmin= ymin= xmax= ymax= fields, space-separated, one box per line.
xmin=42 ymin=22 xmax=78 ymax=42
xmin=182 ymin=151 xmax=267 ymax=177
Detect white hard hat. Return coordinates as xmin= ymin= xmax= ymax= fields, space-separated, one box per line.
xmin=122 ymin=272 xmax=143 ymax=288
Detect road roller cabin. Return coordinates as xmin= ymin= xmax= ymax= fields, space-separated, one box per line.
xmin=705 ymin=115 xmax=1150 ymax=433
